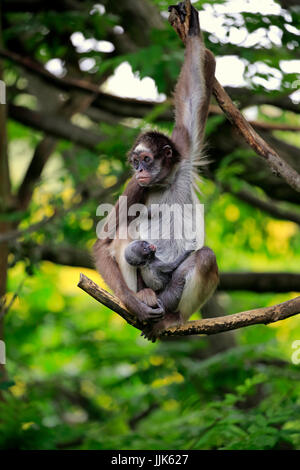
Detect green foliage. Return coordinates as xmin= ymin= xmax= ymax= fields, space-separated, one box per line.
xmin=1 ymin=0 xmax=300 ymax=451
xmin=2 ymin=265 xmax=300 ymax=450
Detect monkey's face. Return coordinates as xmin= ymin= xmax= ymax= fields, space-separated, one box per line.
xmin=125 ymin=241 xmax=156 ymax=266
xmin=135 ymin=241 xmax=156 ymax=263
xmin=129 ymin=132 xmax=180 ymax=187
xmin=130 ymin=144 xmax=157 ymax=186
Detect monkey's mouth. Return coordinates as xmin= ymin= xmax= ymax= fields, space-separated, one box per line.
xmin=136 ymin=175 xmax=151 ymax=185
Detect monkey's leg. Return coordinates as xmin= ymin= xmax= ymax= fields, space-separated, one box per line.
xmin=177 ymin=247 xmax=219 ymax=321
xmin=141 ymin=247 xmax=219 ymax=342
xmin=93 ymin=239 xmax=165 ymax=323
xmin=136 ymin=288 xmax=159 ymax=308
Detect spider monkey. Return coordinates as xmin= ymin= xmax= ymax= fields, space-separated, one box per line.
xmin=125 ymin=240 xmax=193 ymax=292
xmin=93 ymin=1 xmax=219 ymax=341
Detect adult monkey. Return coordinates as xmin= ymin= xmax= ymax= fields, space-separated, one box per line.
xmin=93 ymin=0 xmax=219 ymax=341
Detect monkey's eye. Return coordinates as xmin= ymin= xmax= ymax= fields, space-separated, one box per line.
xmin=133 ymin=159 xmax=139 ymax=169
xmin=144 ymin=156 xmax=151 ymax=163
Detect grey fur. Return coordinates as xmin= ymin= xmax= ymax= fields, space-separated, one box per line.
xmin=125 ymin=240 xmax=193 ymax=292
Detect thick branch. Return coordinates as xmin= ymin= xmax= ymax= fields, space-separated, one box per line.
xmin=3 ymin=44 xmax=299 ymax=127
xmin=208 ymin=123 xmax=300 ymax=205
xmin=0 ymin=2 xmax=9 ymax=385
xmin=226 ymin=87 xmax=300 ymax=115
xmin=0 ymin=170 xmax=130 ymax=244
xmin=224 ymin=185 xmax=300 ymax=225
xmin=102 ymin=0 xmax=164 ymax=48
xmin=0 ymin=48 xmax=100 ymax=95
xmin=9 ymin=104 xmax=105 ymax=150
xmin=17 ymin=92 xmax=96 ymax=210
xmin=18 ymin=243 xmax=300 ymax=293
xmin=212 ymin=80 xmax=300 ymax=192
xmin=220 ymin=272 xmax=300 ymax=293
xmin=78 ymin=274 xmax=300 ymax=337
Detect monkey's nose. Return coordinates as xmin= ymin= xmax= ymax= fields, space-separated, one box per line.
xmin=149 ymin=244 xmax=156 ymax=252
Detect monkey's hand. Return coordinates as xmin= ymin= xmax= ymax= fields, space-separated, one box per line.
xmin=136 ymin=298 xmax=165 ymax=324
xmin=135 ymin=288 xmax=165 ymax=322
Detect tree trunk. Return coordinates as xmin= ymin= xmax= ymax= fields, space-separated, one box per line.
xmin=0 ymin=3 xmax=10 ymax=389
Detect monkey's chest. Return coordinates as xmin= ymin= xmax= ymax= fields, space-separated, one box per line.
xmin=140 ymin=265 xmax=169 ymax=292
xmin=138 ymin=191 xmax=198 ymax=264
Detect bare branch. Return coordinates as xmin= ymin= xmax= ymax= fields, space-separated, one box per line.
xmin=77 ymin=273 xmax=300 ymax=338
xmin=0 ymin=213 xmax=57 ymax=244
xmin=9 ymin=104 xmax=106 ymax=150
xmin=246 ymin=121 xmax=300 ymax=133
xmin=0 ymin=48 xmax=100 ymax=95
xmin=225 ymin=86 xmax=300 ymax=115
xmin=223 ymin=184 xmax=300 ymax=225
xmin=18 ymin=242 xmax=300 ymax=294
xmin=17 ymin=91 xmax=97 ymax=210
xmin=1 ymin=170 xmax=130 ymax=244
xmin=220 ymin=272 xmax=300 ymax=293
xmin=212 ymin=80 xmax=300 ymax=192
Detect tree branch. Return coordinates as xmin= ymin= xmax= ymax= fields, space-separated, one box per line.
xmin=0 ymin=48 xmax=101 ymax=95
xmin=17 ymin=243 xmax=300 ymax=293
xmin=77 ymin=273 xmax=300 ymax=337
xmin=220 ymin=272 xmax=300 ymax=293
xmin=17 ymin=92 xmax=97 ymax=210
xmin=0 ymin=170 xmax=130 ymax=244
xmin=9 ymin=104 xmax=105 ymax=150
xmin=212 ymin=80 xmax=300 ymax=192
xmin=225 ymin=87 xmax=300 ymax=115
xmin=223 ymin=184 xmax=300 ymax=225
xmin=208 ymin=123 xmax=300 ymax=205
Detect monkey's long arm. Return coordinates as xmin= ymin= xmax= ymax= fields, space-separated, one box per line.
xmin=169 ymin=0 xmax=300 ymax=192
xmin=170 ymin=2 xmax=215 ymax=160
xmin=155 ymin=249 xmax=194 ymax=273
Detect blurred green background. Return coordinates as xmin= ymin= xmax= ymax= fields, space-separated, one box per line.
xmin=0 ymin=0 xmax=300 ymax=450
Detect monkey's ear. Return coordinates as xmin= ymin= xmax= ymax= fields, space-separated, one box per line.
xmin=162 ymin=145 xmax=173 ymax=158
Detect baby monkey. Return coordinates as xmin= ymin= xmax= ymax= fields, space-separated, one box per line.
xmin=125 ymin=239 xmax=195 ymax=341
xmin=125 ymin=240 xmax=193 ymax=293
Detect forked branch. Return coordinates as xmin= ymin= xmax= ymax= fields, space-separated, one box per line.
xmin=78 ymin=274 xmax=300 ymax=338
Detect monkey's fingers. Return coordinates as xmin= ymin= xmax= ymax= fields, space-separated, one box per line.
xmin=148 ymin=300 xmax=165 ymax=321
xmin=140 ymin=324 xmax=161 ymax=343
xmin=168 ymin=2 xmax=187 ymax=24
xmin=138 ymin=302 xmax=165 ymax=324
xmin=140 ymin=330 xmax=157 ymax=343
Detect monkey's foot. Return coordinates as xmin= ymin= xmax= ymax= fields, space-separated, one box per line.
xmin=141 ymin=313 xmax=182 ymax=343
xmin=168 ymin=1 xmax=200 ymax=40
xmin=136 ymin=288 xmax=159 ymax=308
xmin=168 ymin=2 xmax=187 ymax=24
